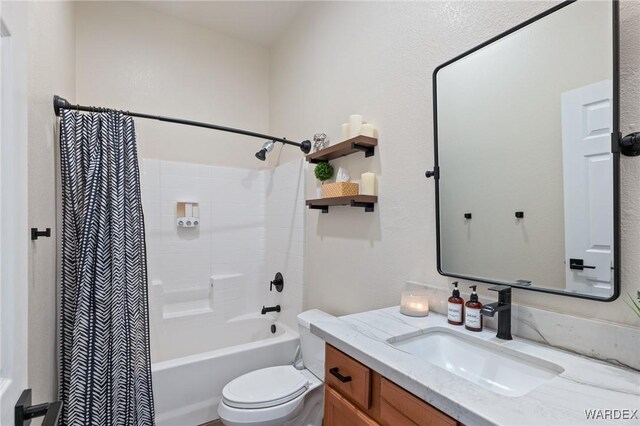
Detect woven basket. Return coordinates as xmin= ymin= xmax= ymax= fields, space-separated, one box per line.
xmin=322 ymin=182 xmax=359 ymax=198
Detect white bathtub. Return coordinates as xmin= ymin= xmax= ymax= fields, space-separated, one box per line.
xmin=152 ymin=314 xmax=300 ymax=426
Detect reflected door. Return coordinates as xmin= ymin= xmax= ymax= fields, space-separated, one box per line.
xmin=561 ymin=80 xmax=613 ymax=296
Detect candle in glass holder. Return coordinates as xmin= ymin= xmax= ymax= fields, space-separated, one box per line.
xmin=400 ymin=291 xmax=429 ymax=317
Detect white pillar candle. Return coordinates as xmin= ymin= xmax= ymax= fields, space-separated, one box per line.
xmin=360 ymin=123 xmax=376 ymax=137
xmin=360 ymin=172 xmax=376 ymax=196
xmin=341 ymin=123 xmax=350 ymax=141
xmin=348 ymin=114 xmax=363 ymax=138
xmin=400 ymin=291 xmax=429 ymax=317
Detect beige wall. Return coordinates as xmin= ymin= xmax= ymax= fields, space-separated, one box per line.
xmin=270 ymin=1 xmax=640 ymax=327
xmin=75 ymin=1 xmax=271 ymax=169
xmin=27 ymin=0 xmax=75 ymax=406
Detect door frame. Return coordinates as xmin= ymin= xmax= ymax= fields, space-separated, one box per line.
xmin=0 ymin=1 xmax=30 ymax=423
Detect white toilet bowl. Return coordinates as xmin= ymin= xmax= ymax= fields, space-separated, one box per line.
xmin=218 ymin=366 xmax=323 ymax=426
xmin=217 ymin=310 xmax=333 ymax=426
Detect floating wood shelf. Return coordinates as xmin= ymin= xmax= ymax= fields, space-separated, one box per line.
xmin=306 ymin=135 xmax=377 ymax=163
xmin=306 ymin=195 xmax=378 ymax=213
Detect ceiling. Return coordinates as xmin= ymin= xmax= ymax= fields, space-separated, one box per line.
xmin=139 ymin=1 xmax=307 ymax=47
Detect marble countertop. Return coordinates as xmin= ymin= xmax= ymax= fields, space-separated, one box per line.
xmin=311 ymin=307 xmax=640 ymax=426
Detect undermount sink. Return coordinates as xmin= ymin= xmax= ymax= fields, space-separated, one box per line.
xmin=389 ymin=328 xmax=564 ymax=397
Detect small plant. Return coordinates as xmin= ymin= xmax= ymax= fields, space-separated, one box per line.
xmin=627 ymin=291 xmax=640 ymax=319
xmin=314 ymin=161 xmax=334 ymax=183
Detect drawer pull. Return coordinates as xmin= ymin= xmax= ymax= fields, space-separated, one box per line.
xmin=329 ymin=367 xmax=352 ymax=383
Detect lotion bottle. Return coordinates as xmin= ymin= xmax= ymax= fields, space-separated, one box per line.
xmin=465 ymin=285 xmax=483 ymax=332
xmin=447 ymin=282 xmax=464 ymax=326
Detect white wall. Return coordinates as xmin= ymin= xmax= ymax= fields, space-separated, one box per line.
xmin=27 ymin=0 xmax=75 ymax=407
xmin=270 ymin=0 xmax=640 ymax=327
xmin=75 ymin=1 xmax=270 ymax=169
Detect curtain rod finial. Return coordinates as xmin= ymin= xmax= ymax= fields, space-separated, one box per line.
xmin=53 ymin=95 xmax=69 ymax=117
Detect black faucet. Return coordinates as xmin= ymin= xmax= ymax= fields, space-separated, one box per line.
xmin=261 ymin=305 xmax=281 ymax=315
xmin=480 ymin=285 xmax=512 ymax=340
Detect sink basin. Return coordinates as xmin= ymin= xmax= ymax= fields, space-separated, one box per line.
xmin=389 ymin=328 xmax=564 ymax=397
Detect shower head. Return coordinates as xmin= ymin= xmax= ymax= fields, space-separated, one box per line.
xmin=255 ymin=140 xmax=275 ymax=161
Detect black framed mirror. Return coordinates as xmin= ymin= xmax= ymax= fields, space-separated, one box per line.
xmin=430 ymin=0 xmax=620 ymax=301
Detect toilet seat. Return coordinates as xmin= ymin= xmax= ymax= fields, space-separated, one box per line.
xmin=222 ymin=365 xmax=309 ymax=409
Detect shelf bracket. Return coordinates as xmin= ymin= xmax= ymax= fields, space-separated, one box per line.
xmin=350 ymin=200 xmax=375 ymax=212
xmin=309 ymin=205 xmax=329 ymax=213
xmin=351 ymin=143 xmax=375 ymax=158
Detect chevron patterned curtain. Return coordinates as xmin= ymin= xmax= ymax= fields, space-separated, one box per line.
xmin=58 ymin=110 xmax=155 ymax=425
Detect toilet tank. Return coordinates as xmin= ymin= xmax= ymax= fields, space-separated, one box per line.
xmin=297 ymin=309 xmax=334 ymax=380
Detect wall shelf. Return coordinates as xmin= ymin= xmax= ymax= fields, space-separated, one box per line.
xmin=306 ymin=195 xmax=378 ymax=213
xmin=306 ymin=135 xmax=377 ymax=163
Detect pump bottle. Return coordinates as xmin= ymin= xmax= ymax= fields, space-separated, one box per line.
xmin=447 ymin=282 xmax=464 ymax=325
xmin=465 ymin=285 xmax=483 ymax=331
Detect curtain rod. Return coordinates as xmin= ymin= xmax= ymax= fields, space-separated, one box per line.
xmin=53 ymin=95 xmax=311 ymax=154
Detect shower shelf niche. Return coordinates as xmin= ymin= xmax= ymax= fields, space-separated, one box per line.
xmin=305 ymin=135 xmax=377 ymax=163
xmin=306 ymin=195 xmax=378 ymax=213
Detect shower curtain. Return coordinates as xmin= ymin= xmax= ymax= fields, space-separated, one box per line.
xmin=58 ymin=110 xmax=155 ymax=425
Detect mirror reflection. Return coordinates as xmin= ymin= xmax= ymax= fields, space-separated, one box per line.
xmin=435 ymin=0 xmax=617 ymax=299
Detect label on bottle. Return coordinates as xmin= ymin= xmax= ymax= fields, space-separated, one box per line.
xmin=447 ymin=302 xmax=462 ymax=322
xmin=466 ymin=307 xmax=481 ymax=329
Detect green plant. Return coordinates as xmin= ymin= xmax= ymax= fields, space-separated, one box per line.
xmin=627 ymin=291 xmax=640 ymax=319
xmin=314 ymin=161 xmax=334 ymax=183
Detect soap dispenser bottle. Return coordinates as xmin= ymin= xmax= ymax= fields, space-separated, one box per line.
xmin=447 ymin=282 xmax=464 ymax=326
xmin=465 ymin=285 xmax=483 ymax=332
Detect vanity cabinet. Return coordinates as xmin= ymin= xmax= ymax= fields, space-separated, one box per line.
xmin=324 ymin=344 xmax=460 ymax=426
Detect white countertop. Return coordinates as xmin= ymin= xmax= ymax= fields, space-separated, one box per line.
xmin=311 ymin=307 xmax=640 ymax=426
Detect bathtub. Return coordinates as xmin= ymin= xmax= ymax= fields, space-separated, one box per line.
xmin=152 ymin=314 xmax=300 ymax=426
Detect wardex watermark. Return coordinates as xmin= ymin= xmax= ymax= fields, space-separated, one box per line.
xmin=584 ymin=409 xmax=638 ymax=420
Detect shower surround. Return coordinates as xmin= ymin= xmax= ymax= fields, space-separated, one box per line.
xmin=140 ymin=158 xmax=305 ymax=363
xmin=140 ymin=158 xmax=305 ymax=423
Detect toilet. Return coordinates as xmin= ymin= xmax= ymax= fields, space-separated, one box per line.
xmin=217 ymin=310 xmax=333 ymax=426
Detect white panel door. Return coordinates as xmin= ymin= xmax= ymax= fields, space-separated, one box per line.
xmin=0 ymin=3 xmax=29 ymax=424
xmin=561 ymin=80 xmax=613 ymax=296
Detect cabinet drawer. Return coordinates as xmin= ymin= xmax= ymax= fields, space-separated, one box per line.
xmin=325 ymin=385 xmax=379 ymax=426
xmin=325 ymin=344 xmax=372 ymax=410
xmin=380 ymin=378 xmax=457 ymax=426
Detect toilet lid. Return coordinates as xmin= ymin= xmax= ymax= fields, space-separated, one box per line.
xmin=222 ymin=365 xmax=309 ymax=409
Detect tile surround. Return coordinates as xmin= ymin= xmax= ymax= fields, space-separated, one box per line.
xmin=141 ymin=158 xmax=305 ymax=362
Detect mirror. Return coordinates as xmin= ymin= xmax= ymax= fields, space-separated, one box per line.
xmin=433 ymin=0 xmax=619 ymax=301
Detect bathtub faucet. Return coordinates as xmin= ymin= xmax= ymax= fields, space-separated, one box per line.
xmin=261 ymin=305 xmax=281 ymax=315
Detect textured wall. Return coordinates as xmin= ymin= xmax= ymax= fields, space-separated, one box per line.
xmin=270 ymin=1 xmax=640 ymax=326
xmin=75 ymin=1 xmax=270 ymax=169
xmin=27 ymin=0 xmax=76 ymax=407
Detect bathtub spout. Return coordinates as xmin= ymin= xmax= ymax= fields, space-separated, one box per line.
xmin=261 ymin=305 xmax=281 ymax=315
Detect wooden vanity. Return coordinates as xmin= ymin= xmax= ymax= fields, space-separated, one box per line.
xmin=324 ymin=344 xmax=461 ymax=426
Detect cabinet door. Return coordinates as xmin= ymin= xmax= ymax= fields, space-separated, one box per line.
xmin=325 ymin=344 xmax=372 ymax=410
xmin=380 ymin=378 xmax=457 ymax=426
xmin=325 ymin=385 xmax=379 ymax=426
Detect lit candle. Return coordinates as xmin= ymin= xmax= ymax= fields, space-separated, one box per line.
xmin=348 ymin=114 xmax=363 ymax=138
xmin=360 ymin=172 xmax=376 ymax=196
xmin=341 ymin=123 xmax=350 ymax=141
xmin=400 ymin=291 xmax=429 ymax=317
